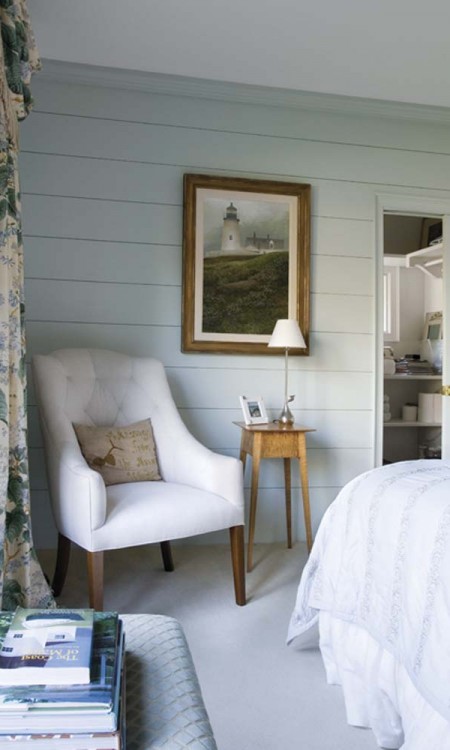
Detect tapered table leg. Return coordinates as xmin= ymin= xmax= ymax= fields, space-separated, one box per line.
xmin=298 ymin=435 xmax=313 ymax=552
xmin=247 ymin=434 xmax=262 ymax=572
xmin=284 ymin=458 xmax=292 ymax=549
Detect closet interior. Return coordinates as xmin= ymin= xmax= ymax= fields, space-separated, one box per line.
xmin=383 ymin=214 xmax=443 ymax=464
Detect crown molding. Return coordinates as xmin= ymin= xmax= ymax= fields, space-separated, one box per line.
xmin=37 ymin=59 xmax=450 ymax=125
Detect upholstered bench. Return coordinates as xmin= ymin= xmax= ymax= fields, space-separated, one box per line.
xmin=122 ymin=614 xmax=217 ymax=750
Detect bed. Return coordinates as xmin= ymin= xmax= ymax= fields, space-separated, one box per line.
xmin=287 ymin=459 xmax=450 ymax=749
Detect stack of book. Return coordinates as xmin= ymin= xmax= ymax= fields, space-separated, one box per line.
xmin=404 ymin=359 xmax=436 ymax=375
xmin=0 ymin=607 xmax=125 ymax=749
xmin=395 ymin=357 xmax=437 ymax=375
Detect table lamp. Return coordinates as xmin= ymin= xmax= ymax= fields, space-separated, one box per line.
xmin=268 ymin=319 xmax=306 ymax=425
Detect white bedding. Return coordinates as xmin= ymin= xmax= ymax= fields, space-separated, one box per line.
xmin=287 ymin=459 xmax=450 ymax=749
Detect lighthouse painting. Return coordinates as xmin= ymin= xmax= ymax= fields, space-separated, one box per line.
xmin=182 ymin=174 xmax=311 ymax=355
xmin=203 ymin=197 xmax=288 ymax=257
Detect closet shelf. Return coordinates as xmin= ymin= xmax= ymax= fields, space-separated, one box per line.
xmin=384 ymin=420 xmax=441 ymax=427
xmin=384 ymin=374 xmax=441 ymax=380
xmin=406 ymin=242 xmax=443 ymax=278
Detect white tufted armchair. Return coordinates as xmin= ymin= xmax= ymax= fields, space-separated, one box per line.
xmin=32 ymin=349 xmax=245 ymax=609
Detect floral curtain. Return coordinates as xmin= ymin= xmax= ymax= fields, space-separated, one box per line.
xmin=0 ymin=0 xmax=53 ymax=609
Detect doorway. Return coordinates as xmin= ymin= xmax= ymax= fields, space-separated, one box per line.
xmin=375 ymin=194 xmax=450 ymax=467
xmin=382 ymin=213 xmax=443 ymax=464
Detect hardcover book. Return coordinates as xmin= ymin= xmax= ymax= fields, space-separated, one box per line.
xmin=0 ymin=612 xmax=120 ymax=712
xmin=0 ymin=653 xmax=125 ymax=749
xmin=0 ymin=608 xmax=94 ymax=686
xmin=0 ymin=721 xmax=124 ymax=750
xmin=0 ymin=613 xmax=124 ymax=734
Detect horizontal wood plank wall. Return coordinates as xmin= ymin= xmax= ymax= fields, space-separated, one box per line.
xmin=21 ymin=74 xmax=450 ymax=548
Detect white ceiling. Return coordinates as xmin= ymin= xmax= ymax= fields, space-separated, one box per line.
xmin=28 ymin=0 xmax=450 ymax=109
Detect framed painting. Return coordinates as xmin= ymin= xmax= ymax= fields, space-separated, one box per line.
xmin=182 ymin=174 xmax=310 ymax=355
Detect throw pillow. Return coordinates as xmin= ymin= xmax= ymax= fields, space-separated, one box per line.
xmin=74 ymin=418 xmax=161 ymax=485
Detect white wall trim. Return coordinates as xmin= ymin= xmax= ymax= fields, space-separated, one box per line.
xmin=37 ymin=59 xmax=450 ymax=125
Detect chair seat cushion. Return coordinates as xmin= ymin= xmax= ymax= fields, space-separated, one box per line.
xmin=87 ymin=481 xmax=243 ymax=551
xmin=74 ymin=419 xmax=161 ymax=485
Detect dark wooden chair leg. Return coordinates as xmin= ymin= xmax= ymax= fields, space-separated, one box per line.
xmin=160 ymin=541 xmax=174 ymax=572
xmin=52 ymin=533 xmax=71 ymax=597
xmin=87 ymin=551 xmax=104 ymax=611
xmin=229 ymin=525 xmax=246 ymax=606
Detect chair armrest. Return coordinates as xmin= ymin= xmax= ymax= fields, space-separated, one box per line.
xmin=159 ymin=430 xmax=244 ymax=511
xmin=190 ymin=448 xmax=244 ymax=510
xmin=46 ymin=439 xmax=107 ymax=544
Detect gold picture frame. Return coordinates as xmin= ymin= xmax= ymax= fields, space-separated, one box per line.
xmin=182 ymin=174 xmax=310 ymax=355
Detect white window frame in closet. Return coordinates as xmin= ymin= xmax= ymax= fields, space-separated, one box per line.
xmin=383 ymin=255 xmax=404 ymax=342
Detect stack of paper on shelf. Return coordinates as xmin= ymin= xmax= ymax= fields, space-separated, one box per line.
xmin=0 ymin=608 xmax=125 ymax=750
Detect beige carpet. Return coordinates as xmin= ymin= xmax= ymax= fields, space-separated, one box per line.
xmin=37 ymin=542 xmax=377 ymax=750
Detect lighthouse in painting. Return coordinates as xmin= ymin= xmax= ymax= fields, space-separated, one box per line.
xmin=220 ymin=202 xmax=241 ymax=253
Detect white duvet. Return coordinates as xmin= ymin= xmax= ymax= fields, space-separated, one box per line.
xmin=288 ymin=459 xmax=450 ymax=748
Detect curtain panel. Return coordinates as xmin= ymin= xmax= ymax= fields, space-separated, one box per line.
xmin=0 ymin=0 xmax=53 ymax=608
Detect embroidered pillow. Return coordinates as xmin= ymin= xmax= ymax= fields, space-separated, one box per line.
xmin=74 ymin=419 xmax=161 ymax=485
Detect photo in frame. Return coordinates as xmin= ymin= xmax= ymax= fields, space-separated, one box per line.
xmin=420 ymin=218 xmax=443 ymax=248
xmin=422 ymin=311 xmax=443 ymax=341
xmin=239 ymin=396 xmax=269 ymax=426
xmin=182 ymin=174 xmax=310 ymax=355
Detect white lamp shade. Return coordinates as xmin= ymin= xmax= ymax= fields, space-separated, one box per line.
xmin=267 ymin=319 xmax=306 ymax=349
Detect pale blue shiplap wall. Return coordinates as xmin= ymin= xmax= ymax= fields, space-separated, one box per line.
xmin=21 ymin=67 xmax=450 ymax=549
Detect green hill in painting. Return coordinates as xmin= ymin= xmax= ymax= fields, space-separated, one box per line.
xmin=202 ymin=251 xmax=289 ymax=334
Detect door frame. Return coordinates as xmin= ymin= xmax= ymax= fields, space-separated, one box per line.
xmin=374 ymin=193 xmax=450 ymax=466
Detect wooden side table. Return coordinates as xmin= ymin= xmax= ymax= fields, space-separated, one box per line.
xmin=234 ymin=421 xmax=315 ymax=571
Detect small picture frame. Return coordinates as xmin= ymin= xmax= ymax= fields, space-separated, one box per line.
xmin=421 ymin=218 xmax=443 ymax=248
xmin=422 ymin=311 xmax=443 ymax=341
xmin=240 ymin=396 xmax=269 ymax=425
